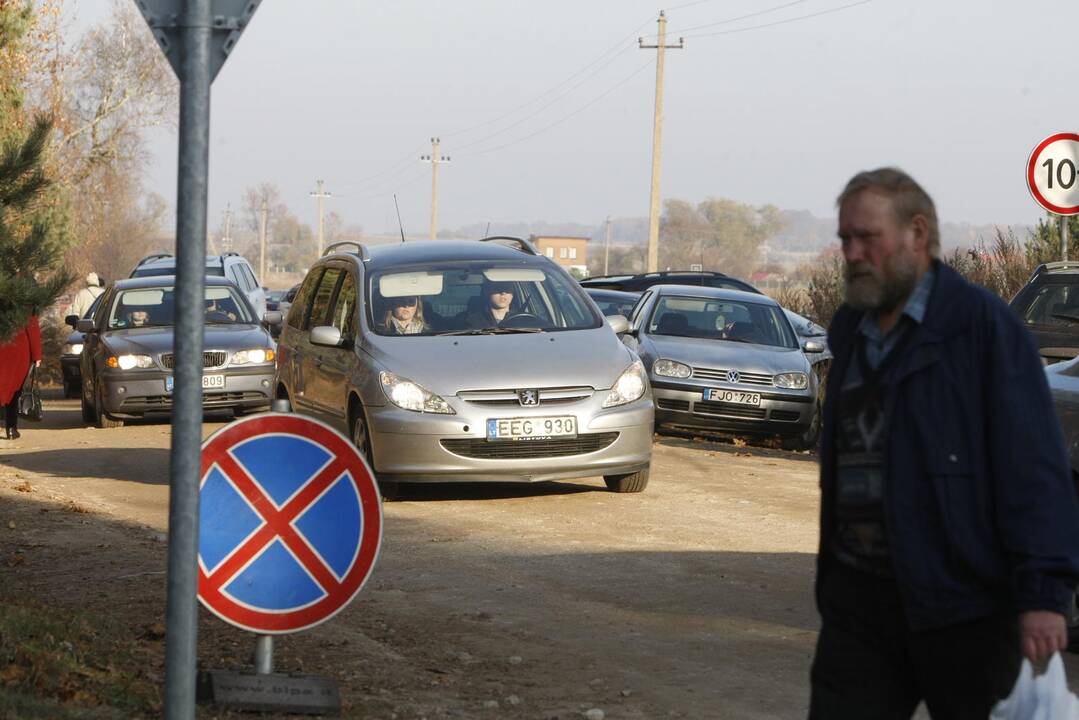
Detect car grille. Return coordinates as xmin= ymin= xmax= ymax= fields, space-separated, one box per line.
xmin=691 ymin=367 xmax=773 ymax=386
xmin=694 ymin=400 xmax=767 ymax=419
xmin=457 ymin=386 xmax=594 ymax=406
xmin=770 ymin=410 xmax=801 ymax=422
xmin=656 ymin=399 xmax=690 ymax=412
xmin=440 ymin=432 xmax=619 ymax=459
xmin=120 ymin=391 xmax=266 ymax=409
xmin=160 ymin=351 xmax=228 ymax=369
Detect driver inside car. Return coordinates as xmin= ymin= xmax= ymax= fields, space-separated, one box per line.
xmin=465 ymin=280 xmax=515 ymax=328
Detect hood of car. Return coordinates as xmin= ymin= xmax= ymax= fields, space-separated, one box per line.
xmin=102 ymin=323 xmax=272 ymax=356
xmin=364 ymin=327 xmax=635 ymax=394
xmin=643 ymin=334 xmax=809 ymax=375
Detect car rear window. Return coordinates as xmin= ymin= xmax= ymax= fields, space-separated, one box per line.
xmin=1020 ymin=282 xmax=1079 ymax=327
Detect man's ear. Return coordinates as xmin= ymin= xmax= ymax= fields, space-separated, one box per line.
xmin=910 ymin=214 xmax=930 ymax=254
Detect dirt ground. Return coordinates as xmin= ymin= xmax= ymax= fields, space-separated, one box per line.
xmin=2 ymin=392 xmax=1076 ymax=719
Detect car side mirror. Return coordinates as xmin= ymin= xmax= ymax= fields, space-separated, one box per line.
xmin=803 ymin=340 xmax=826 ymax=353
xmin=76 ymin=318 xmax=96 ymax=334
xmin=310 ymin=325 xmax=344 ymax=348
xmin=65 ymin=314 xmax=79 ymax=328
xmin=262 ymin=310 xmax=283 ymax=326
xmin=606 ymin=314 xmax=630 ymax=335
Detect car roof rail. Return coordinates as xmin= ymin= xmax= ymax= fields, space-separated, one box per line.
xmin=323 ymin=241 xmax=370 ymax=261
xmin=478 ymin=235 xmax=539 ymax=255
xmin=220 ymin=251 xmax=240 ymax=258
xmin=1043 ymin=261 xmax=1079 ymax=273
xmin=134 ymin=252 xmax=173 ymax=267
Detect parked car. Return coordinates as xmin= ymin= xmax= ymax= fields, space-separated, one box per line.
xmin=1043 ymin=356 xmax=1079 ymax=644
xmin=581 ymin=270 xmax=759 ymax=294
xmin=129 ymin=252 xmax=268 ymax=319
xmin=623 ymin=284 xmax=820 ymax=449
xmin=60 ymin=294 xmax=104 ymax=398
xmin=266 ymin=288 xmax=289 ymax=311
xmin=1010 ymin=261 xmax=1079 ymax=365
xmin=78 ymin=276 xmax=280 ymax=428
xmin=272 ymin=237 xmax=654 ymax=496
xmin=584 ymin=288 xmax=641 ymax=319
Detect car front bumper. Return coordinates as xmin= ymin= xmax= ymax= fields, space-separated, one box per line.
xmin=366 ymin=394 xmax=654 ymax=484
xmin=651 ymin=379 xmax=814 ymax=437
xmin=99 ymin=366 xmax=274 ymax=417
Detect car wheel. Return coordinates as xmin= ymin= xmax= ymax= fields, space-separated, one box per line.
xmin=62 ymin=377 xmax=77 ymax=399
xmin=783 ymin=400 xmax=821 ymax=452
xmin=604 ymin=468 xmax=649 ymax=493
xmin=350 ymin=403 xmax=399 ymax=500
xmin=94 ymin=385 xmax=123 ymax=429
xmin=80 ymin=386 xmax=94 ymax=424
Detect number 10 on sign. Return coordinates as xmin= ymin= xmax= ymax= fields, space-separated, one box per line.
xmin=1028 ymin=133 xmax=1079 ymax=216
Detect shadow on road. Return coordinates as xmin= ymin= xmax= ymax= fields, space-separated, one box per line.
xmin=0 ymin=447 xmax=171 ymax=485
xmin=656 ymin=431 xmax=820 ymax=465
xmin=393 ymin=480 xmax=603 ymax=502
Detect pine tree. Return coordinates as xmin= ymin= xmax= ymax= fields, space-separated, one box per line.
xmin=0 ymin=114 xmax=73 ymax=342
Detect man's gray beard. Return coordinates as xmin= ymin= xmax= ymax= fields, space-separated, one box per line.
xmin=844 ymin=250 xmax=919 ymax=313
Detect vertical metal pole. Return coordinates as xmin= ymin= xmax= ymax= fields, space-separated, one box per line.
xmin=1063 ymin=214 xmax=1069 ymax=262
xmin=164 ymin=1 xmax=211 ymax=717
xmin=254 ymin=635 xmax=274 ymax=675
xmin=430 ymin=137 xmax=440 ymax=241
xmin=258 ymin=198 xmax=268 ymax=282
xmin=316 ymin=180 xmax=325 ymax=256
xmin=604 ymin=215 xmax=611 ymax=276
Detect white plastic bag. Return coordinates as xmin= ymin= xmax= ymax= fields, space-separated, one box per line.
xmin=990 ymin=653 xmax=1079 ymax=719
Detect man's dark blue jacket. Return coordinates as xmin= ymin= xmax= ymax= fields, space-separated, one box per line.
xmin=818 ymin=261 xmax=1079 ymax=630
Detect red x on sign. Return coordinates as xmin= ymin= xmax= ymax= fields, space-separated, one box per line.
xmin=197 ymin=413 xmax=381 ymax=634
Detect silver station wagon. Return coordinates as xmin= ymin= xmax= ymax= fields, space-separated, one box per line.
xmin=625 ymin=285 xmax=820 ymax=449
xmin=272 ymin=238 xmax=654 ymax=496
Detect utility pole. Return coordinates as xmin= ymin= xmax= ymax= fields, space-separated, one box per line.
xmin=604 ymin=216 xmax=612 ymax=276
xmin=309 ymin=179 xmax=331 ymax=256
xmin=220 ymin=204 xmax=233 ymax=251
xmin=258 ymin=198 xmax=268 ymax=282
xmin=421 ymin=137 xmax=450 ymax=240
xmin=640 ymin=11 xmax=684 ymax=273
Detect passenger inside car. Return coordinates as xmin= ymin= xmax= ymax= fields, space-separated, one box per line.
xmin=381 ymin=295 xmax=429 ymax=335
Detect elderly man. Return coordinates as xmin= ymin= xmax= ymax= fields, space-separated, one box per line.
xmin=809 ymin=168 xmax=1079 ymax=719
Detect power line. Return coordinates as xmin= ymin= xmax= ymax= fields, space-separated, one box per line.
xmin=456 ymin=58 xmax=655 ymax=159
xmin=442 ymin=15 xmax=654 ymax=140
xmin=667 ymin=0 xmax=810 ymax=35
xmin=334 ymin=144 xmax=428 ymax=190
xmin=681 ymin=0 xmax=875 ymax=39
xmin=665 ymin=0 xmax=726 ymax=11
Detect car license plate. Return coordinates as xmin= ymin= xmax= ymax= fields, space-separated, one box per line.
xmin=486 ymin=416 xmax=577 ymax=441
xmin=703 ymin=388 xmax=761 ymax=406
xmin=165 ymin=374 xmax=225 ymax=393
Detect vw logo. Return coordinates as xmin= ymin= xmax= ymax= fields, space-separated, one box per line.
xmin=726 ymin=370 xmax=740 ymax=384
xmin=517 ymin=389 xmax=540 ymax=406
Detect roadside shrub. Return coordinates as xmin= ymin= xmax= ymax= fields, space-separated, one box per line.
xmin=944 ymin=228 xmax=1033 ymax=302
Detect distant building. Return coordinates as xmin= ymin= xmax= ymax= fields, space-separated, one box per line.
xmin=531 ymin=235 xmax=588 ymax=275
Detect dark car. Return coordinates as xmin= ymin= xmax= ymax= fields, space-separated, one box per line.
xmin=585 ymin=288 xmax=641 ymax=319
xmin=78 ymin=276 xmax=280 ymax=428
xmin=1010 ymin=261 xmax=1079 ymax=365
xmin=60 ymin=294 xmax=105 ymax=398
xmin=581 ymin=270 xmax=760 ymax=294
xmin=1043 ymin=357 xmax=1079 ymax=645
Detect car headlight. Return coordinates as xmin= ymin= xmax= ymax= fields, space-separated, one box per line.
xmin=773 ymin=372 xmax=808 ymax=390
xmin=108 ymin=354 xmax=155 ymax=370
xmin=379 ymin=371 xmax=455 ymax=414
xmin=603 ymin=360 xmax=648 ymax=408
xmin=232 ymin=348 xmax=276 ymax=365
xmin=62 ymin=343 xmax=84 ymax=355
xmin=653 ymin=359 xmax=691 ymax=378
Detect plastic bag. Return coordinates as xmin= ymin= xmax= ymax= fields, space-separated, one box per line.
xmin=990 ymin=653 xmax=1079 ymax=719
xmin=17 ymin=366 xmax=42 ymax=422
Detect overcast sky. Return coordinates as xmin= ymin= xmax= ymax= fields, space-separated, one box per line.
xmin=74 ymin=0 xmax=1079 ymax=237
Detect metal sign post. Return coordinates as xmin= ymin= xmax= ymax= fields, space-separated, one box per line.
xmin=134 ymin=2 xmax=261 ymax=718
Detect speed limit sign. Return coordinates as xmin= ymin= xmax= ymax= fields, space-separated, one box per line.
xmin=1027 ymin=133 xmax=1079 ymax=215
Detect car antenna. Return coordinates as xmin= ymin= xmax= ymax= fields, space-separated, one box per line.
xmin=484 ymin=221 xmax=491 ymax=237
xmin=393 ymin=194 xmax=406 ymax=243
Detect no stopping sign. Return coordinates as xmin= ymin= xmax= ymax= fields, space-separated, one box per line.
xmin=1028 ymin=133 xmax=1079 ymax=215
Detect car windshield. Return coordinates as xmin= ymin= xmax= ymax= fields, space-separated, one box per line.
xmin=647 ymin=295 xmax=797 ymax=348
xmin=1021 ymin=283 xmax=1079 ymax=325
xmin=368 ymin=262 xmax=602 ymax=336
xmin=106 ymin=286 xmax=253 ymax=329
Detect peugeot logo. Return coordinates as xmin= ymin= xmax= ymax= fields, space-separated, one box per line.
xmin=726 ymin=370 xmax=740 ymax=384
xmin=518 ymin=389 xmax=540 ymax=406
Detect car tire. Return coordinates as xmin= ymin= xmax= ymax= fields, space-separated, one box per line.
xmin=62 ymin=377 xmax=78 ymax=399
xmin=350 ymin=402 xmax=400 ymax=500
xmin=94 ymin=385 xmax=123 ymax=429
xmin=783 ymin=400 xmax=821 ymax=452
xmin=604 ymin=468 xmax=649 ymax=493
xmin=80 ymin=387 xmax=94 ymax=424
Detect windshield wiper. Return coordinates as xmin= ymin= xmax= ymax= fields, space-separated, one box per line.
xmin=437 ymin=326 xmax=544 ymax=336
xmin=1052 ymin=313 xmax=1079 ymax=324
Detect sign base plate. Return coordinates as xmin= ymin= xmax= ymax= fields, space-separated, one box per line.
xmin=197 ymin=670 xmax=340 ymax=715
